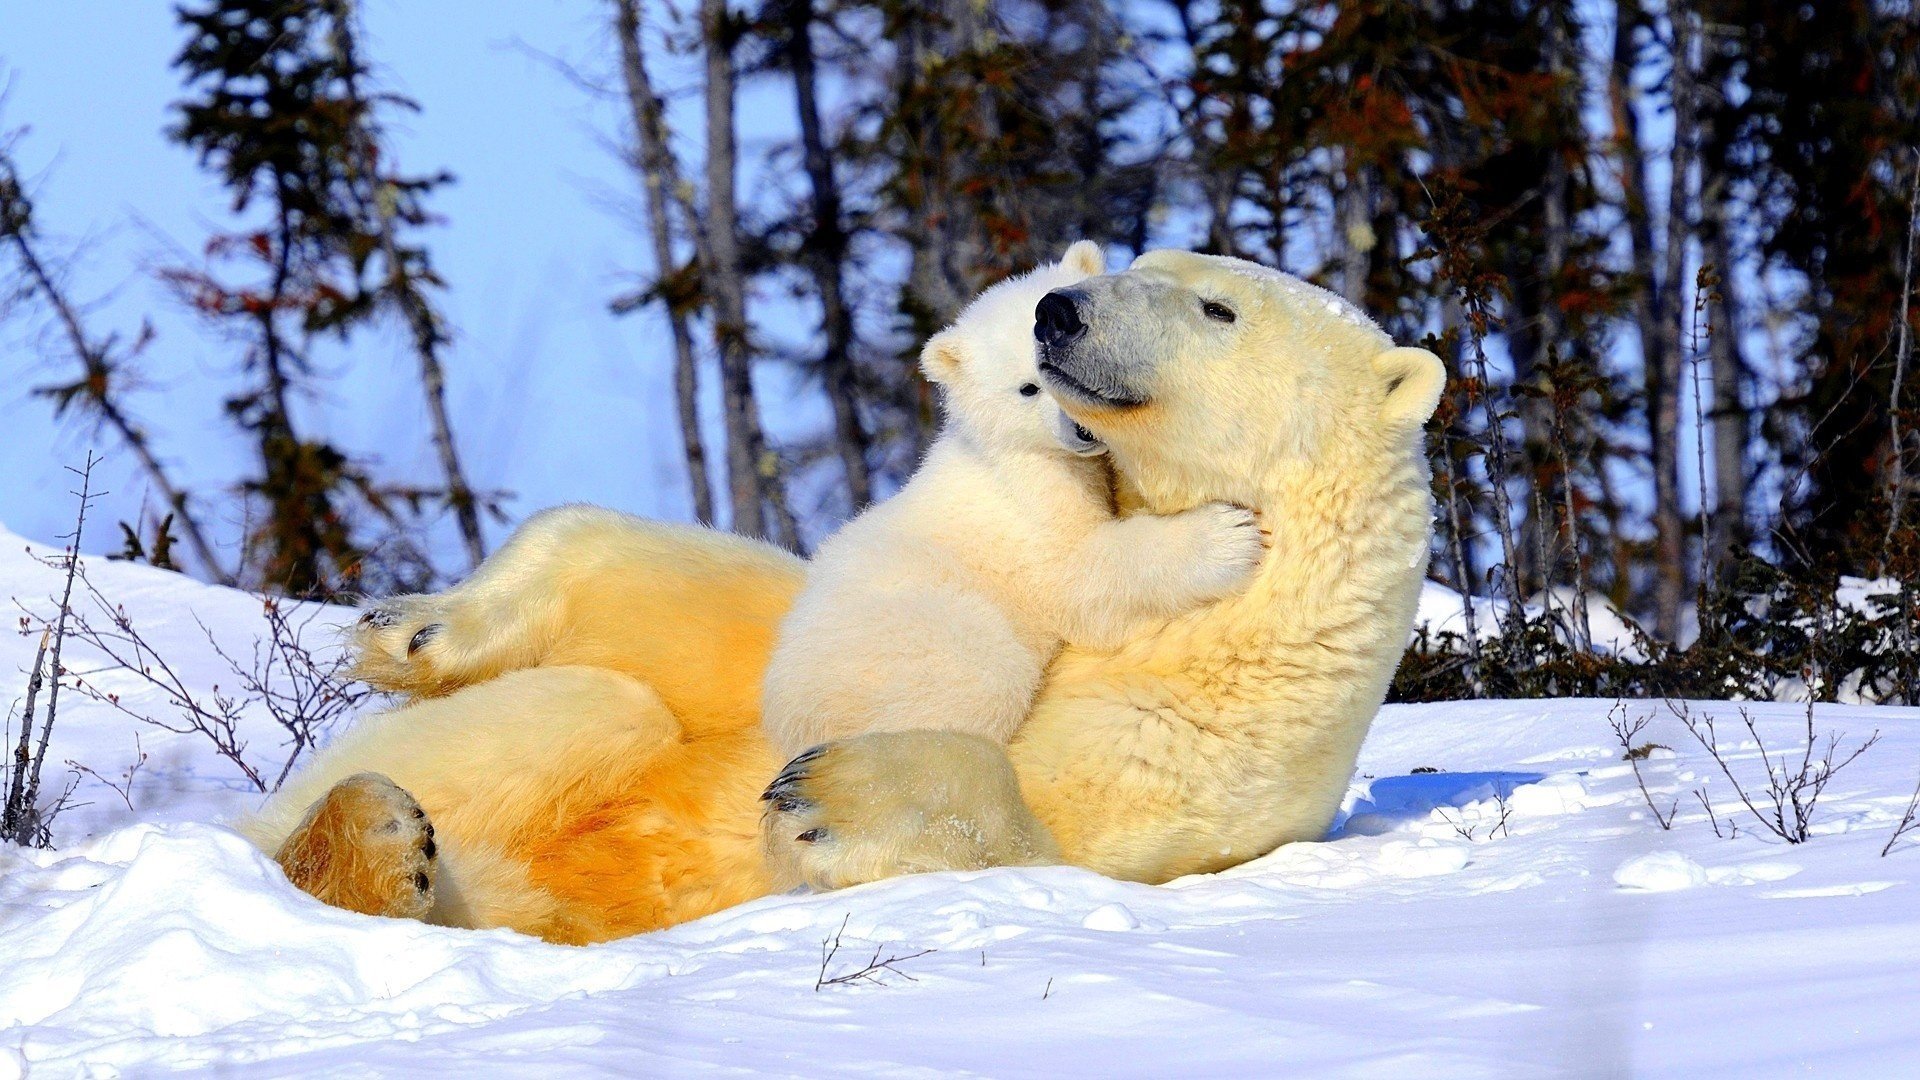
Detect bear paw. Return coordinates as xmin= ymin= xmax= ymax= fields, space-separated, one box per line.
xmin=350 ymin=594 xmax=460 ymax=695
xmin=759 ymin=732 xmax=1059 ymax=892
xmin=1179 ymin=501 xmax=1268 ymax=600
xmin=273 ymin=772 xmax=438 ymax=921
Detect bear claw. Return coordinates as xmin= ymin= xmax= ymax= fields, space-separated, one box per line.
xmin=766 ymin=793 xmax=810 ymax=815
xmin=763 ymin=745 xmax=830 ymax=806
xmin=407 ymin=625 xmax=442 ymax=656
xmin=794 ymin=828 xmax=826 ymax=843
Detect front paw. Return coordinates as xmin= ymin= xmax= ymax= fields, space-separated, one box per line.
xmin=1177 ymin=501 xmax=1267 ymax=599
xmin=759 ymin=732 xmax=1058 ymax=892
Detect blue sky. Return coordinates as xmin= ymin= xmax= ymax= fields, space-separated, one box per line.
xmin=1 ymin=1 xmax=1755 ymax=584
xmin=1 ymin=1 xmax=831 ymax=566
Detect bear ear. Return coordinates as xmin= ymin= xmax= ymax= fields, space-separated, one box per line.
xmin=1059 ymin=239 xmax=1105 ymax=278
xmin=920 ymin=331 xmax=966 ymax=386
xmin=1373 ymin=346 xmax=1446 ymax=428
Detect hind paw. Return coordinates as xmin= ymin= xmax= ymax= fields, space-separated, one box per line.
xmin=349 ymin=594 xmax=458 ymax=694
xmin=274 ymin=773 xmax=439 ymax=921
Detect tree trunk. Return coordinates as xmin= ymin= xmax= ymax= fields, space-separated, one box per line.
xmin=784 ymin=0 xmax=874 ymax=511
xmin=1337 ymin=159 xmax=1373 ymax=307
xmin=1657 ymin=4 xmax=1697 ymax=636
xmin=386 ymin=252 xmax=485 ymax=567
xmin=1704 ymin=184 xmax=1748 ymax=570
xmin=1612 ymin=0 xmax=1686 ymax=640
xmin=611 ymin=0 xmax=715 ymax=526
xmin=701 ymin=0 xmax=795 ymax=545
xmin=327 ymin=1 xmax=486 ymax=568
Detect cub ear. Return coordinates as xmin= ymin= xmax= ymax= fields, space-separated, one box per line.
xmin=1372 ymin=346 xmax=1446 ymax=428
xmin=920 ymin=330 xmax=966 ymax=386
xmin=1059 ymin=239 xmax=1105 ymax=278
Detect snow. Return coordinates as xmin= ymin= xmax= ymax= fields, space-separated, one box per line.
xmin=1613 ymin=850 xmax=1711 ymax=891
xmin=5 ymin=523 xmax=1920 ymax=1075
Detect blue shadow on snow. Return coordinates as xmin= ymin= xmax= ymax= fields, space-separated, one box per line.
xmin=1328 ymin=770 xmax=1546 ymax=838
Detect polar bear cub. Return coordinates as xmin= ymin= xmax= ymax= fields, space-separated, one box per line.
xmin=761 ymin=241 xmax=1266 ymax=758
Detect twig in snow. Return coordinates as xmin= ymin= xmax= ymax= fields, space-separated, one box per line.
xmin=1611 ymin=701 xmax=1677 ymax=830
xmin=814 ymin=914 xmax=934 ymax=990
xmin=3 ymin=455 xmax=97 ymax=847
xmin=1667 ymin=698 xmax=1878 ymax=844
xmin=17 ymin=554 xmax=370 ymax=793
xmin=66 ymin=733 xmax=147 ymax=812
xmin=1884 ymin=772 xmax=1920 ymax=857
xmin=1440 ymin=787 xmax=1512 ymax=841
xmin=1695 ymin=788 xmax=1735 ymax=840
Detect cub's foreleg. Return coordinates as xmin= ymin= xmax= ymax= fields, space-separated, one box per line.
xmin=1054 ymin=502 xmax=1266 ymax=649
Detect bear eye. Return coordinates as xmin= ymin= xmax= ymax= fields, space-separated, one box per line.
xmin=1202 ymin=300 xmax=1237 ymax=323
xmin=1019 ymin=383 xmax=1041 ymax=397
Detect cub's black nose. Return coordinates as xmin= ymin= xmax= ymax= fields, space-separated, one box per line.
xmin=1035 ymin=290 xmax=1087 ymax=349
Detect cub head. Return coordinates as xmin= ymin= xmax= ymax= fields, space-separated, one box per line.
xmin=921 ymin=240 xmax=1109 ymax=457
xmin=1033 ymin=249 xmax=1444 ymax=508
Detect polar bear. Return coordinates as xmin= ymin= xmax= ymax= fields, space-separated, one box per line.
xmin=759 ymin=250 xmax=1444 ymax=889
xmin=763 ymin=242 xmax=1264 ymax=758
xmin=240 ymin=249 xmax=1441 ymax=945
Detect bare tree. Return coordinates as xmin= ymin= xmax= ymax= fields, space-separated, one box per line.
xmin=701 ymin=0 xmax=797 ymax=545
xmin=24 ymin=556 xmax=371 ymax=793
xmin=324 ymin=0 xmax=490 ymax=568
xmin=3 ymin=456 xmax=97 ymax=847
xmin=1 ymin=149 xmax=231 ymax=584
xmin=1610 ymin=702 xmax=1677 ymax=829
xmin=782 ymin=0 xmax=874 ymax=510
xmin=1667 ymin=698 xmax=1878 ymax=845
xmin=610 ymin=0 xmax=716 ymax=526
xmin=1888 ymin=150 xmax=1920 ymax=540
xmin=1611 ymin=0 xmax=1687 ymax=640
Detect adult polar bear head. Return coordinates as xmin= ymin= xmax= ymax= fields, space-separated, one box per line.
xmin=1035 ymin=248 xmax=1444 ymax=513
xmin=762 ymin=250 xmax=1446 ymax=892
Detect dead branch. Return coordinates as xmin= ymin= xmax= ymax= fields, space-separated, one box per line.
xmin=1884 ymin=771 xmax=1920 ymax=857
xmin=66 ymin=733 xmax=147 ymax=812
xmin=815 ymin=914 xmax=935 ymax=990
xmin=0 ymin=149 xmax=231 ymax=584
xmin=16 ymin=550 xmax=370 ymax=794
xmin=609 ymin=0 xmax=717 ymax=526
xmin=1667 ymin=698 xmax=1879 ymax=844
xmin=3 ymin=455 xmax=97 ymax=846
xmin=1611 ymin=701 xmax=1677 ymax=829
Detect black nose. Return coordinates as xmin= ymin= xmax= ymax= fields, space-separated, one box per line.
xmin=1035 ymin=291 xmax=1086 ymax=349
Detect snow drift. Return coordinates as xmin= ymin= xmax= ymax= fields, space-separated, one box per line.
xmin=3 ymin=525 xmax=1918 ymax=1075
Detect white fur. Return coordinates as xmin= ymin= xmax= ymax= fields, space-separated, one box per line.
xmin=760 ymin=242 xmax=1266 ymax=758
xmin=763 ymin=249 xmax=1449 ymax=891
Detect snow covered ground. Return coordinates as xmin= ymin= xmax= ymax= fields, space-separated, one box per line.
xmin=4 ymin=524 xmax=1919 ymax=1077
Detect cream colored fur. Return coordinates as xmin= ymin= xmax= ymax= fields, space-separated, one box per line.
xmin=762 ymin=250 xmax=1444 ymax=888
xmin=243 ymin=509 xmax=803 ymax=943
xmin=240 ymin=250 xmax=1439 ymax=941
xmin=762 ymin=241 xmax=1265 ymax=758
